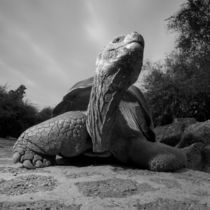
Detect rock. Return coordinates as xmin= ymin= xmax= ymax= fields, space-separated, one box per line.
xmin=0 ymin=138 xmax=210 ymax=209
xmin=154 ymin=118 xmax=197 ymax=146
xmin=178 ymin=120 xmax=210 ymax=147
xmin=0 ymin=175 xmax=57 ymax=195
xmin=155 ymin=119 xmax=210 ymax=172
xmin=203 ymin=145 xmax=210 ymax=166
xmin=0 ymin=201 xmax=81 ymax=210
xmin=177 ymin=120 xmax=210 ymax=171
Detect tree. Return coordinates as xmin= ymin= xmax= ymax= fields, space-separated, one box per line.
xmin=0 ymin=85 xmax=37 ymax=137
xmin=0 ymin=85 xmax=53 ymax=138
xmin=9 ymin=85 xmax=26 ymax=102
xmin=143 ymin=53 xmax=210 ymax=126
xmin=167 ymin=0 xmax=210 ymax=58
xmin=142 ymin=0 xmax=210 ymax=126
xmin=143 ymin=61 xmax=178 ymax=126
xmin=167 ymin=0 xmax=210 ymax=120
xmin=37 ymin=107 xmax=53 ymax=123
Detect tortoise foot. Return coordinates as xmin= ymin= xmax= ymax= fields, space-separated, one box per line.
xmin=12 ymin=111 xmax=91 ymax=169
xmin=13 ymin=147 xmax=55 ymax=169
xmin=149 ymin=153 xmax=185 ymax=172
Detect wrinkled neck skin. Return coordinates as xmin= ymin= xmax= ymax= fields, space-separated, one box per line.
xmin=87 ymin=32 xmax=144 ymax=152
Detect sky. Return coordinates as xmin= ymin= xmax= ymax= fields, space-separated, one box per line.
xmin=0 ymin=0 xmax=184 ymax=109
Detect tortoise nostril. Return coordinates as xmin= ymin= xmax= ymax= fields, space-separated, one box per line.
xmin=112 ymin=35 xmax=125 ymax=43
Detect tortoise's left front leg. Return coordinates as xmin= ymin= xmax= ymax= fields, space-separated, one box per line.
xmin=13 ymin=111 xmax=91 ymax=169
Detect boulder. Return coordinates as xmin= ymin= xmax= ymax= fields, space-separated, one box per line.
xmin=177 ymin=120 xmax=210 ymax=171
xmin=154 ymin=118 xmax=210 ymax=172
xmin=178 ymin=120 xmax=210 ymax=147
xmin=154 ymin=118 xmax=197 ymax=146
xmin=203 ymin=145 xmax=210 ymax=172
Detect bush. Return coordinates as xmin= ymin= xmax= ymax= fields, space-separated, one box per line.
xmin=140 ymin=0 xmax=210 ymax=126
xmin=0 ymin=85 xmax=53 ymax=138
xmin=142 ymin=52 xmax=210 ymax=126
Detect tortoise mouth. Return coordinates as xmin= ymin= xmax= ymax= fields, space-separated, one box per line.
xmin=127 ymin=40 xmax=144 ymax=48
xmin=111 ymin=32 xmax=144 ymax=49
xmin=109 ymin=41 xmax=143 ymax=64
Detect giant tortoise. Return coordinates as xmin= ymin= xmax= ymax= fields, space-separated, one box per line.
xmin=13 ymin=32 xmax=189 ymax=171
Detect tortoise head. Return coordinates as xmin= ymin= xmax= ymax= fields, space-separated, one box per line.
xmin=96 ymin=31 xmax=144 ymax=90
xmin=87 ymin=32 xmax=145 ymax=152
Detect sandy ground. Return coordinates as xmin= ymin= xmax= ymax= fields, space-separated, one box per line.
xmin=0 ymin=137 xmax=210 ymax=210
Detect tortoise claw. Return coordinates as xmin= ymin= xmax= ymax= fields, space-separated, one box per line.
xmin=13 ymin=152 xmax=21 ymax=163
xmin=23 ymin=160 xmax=35 ymax=169
xmin=35 ymin=160 xmax=43 ymax=168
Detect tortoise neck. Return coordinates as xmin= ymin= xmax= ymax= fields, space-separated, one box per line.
xmin=86 ymin=72 xmax=128 ymax=153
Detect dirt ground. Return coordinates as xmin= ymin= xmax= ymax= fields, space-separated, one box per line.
xmin=0 ymin=137 xmax=210 ymax=210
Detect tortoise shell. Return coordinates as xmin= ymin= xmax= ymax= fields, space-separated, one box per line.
xmin=53 ymin=77 xmax=155 ymax=142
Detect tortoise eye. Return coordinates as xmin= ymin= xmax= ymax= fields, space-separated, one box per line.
xmin=112 ymin=35 xmax=125 ymax=43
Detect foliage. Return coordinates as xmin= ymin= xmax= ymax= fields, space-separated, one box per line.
xmin=142 ymin=0 xmax=210 ymax=126
xmin=143 ymin=54 xmax=210 ymax=126
xmin=0 ymin=85 xmax=53 ymax=138
xmin=37 ymin=107 xmax=53 ymax=123
xmin=167 ymin=0 xmax=210 ymax=58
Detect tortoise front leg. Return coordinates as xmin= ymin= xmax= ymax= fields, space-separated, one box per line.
xmin=13 ymin=111 xmax=91 ymax=169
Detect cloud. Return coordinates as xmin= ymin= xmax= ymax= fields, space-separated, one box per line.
xmin=84 ymin=1 xmax=109 ymax=47
xmin=0 ymin=13 xmax=72 ymax=108
xmin=0 ymin=13 xmax=69 ymax=82
xmin=0 ymin=0 xmax=184 ymax=108
xmin=0 ymin=59 xmax=36 ymax=88
xmin=17 ymin=31 xmax=69 ymax=83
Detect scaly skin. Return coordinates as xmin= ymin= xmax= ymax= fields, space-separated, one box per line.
xmin=13 ymin=111 xmax=91 ymax=168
